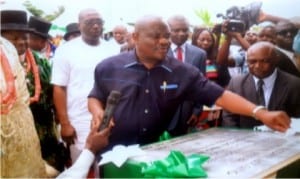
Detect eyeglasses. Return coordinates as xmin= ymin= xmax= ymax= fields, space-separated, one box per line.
xmin=277 ymin=29 xmax=297 ymax=36
xmin=83 ymin=19 xmax=104 ymax=26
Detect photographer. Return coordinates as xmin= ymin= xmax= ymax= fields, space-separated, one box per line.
xmin=216 ymin=20 xmax=254 ymax=77
xmin=216 ymin=1 xmax=300 ymax=78
xmin=217 ymin=21 xmax=300 ymax=78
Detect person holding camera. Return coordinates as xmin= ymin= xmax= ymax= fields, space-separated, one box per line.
xmin=217 ymin=21 xmax=300 ymax=78
xmin=216 ymin=1 xmax=300 ymax=78
xmin=216 ymin=20 xmax=255 ymax=77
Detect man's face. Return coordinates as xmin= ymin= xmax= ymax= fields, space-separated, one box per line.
xmin=79 ymin=13 xmax=103 ymax=40
xmin=247 ymin=47 xmax=276 ymax=79
xmin=258 ymin=27 xmax=276 ymax=44
xmin=1 ymin=30 xmax=28 ymax=55
xmin=134 ymin=22 xmax=170 ymax=62
xmin=28 ymin=33 xmax=47 ymax=51
xmin=113 ymin=27 xmax=127 ymax=44
xmin=244 ymin=31 xmax=258 ymax=45
xmin=169 ymin=20 xmax=189 ymax=46
xmin=276 ymin=24 xmax=298 ymax=51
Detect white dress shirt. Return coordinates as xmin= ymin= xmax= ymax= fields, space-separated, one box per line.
xmin=253 ymin=69 xmax=277 ymax=108
xmin=171 ymin=43 xmax=186 ymax=62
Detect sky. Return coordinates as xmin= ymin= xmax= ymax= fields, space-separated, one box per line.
xmin=2 ymin=0 xmax=300 ymax=35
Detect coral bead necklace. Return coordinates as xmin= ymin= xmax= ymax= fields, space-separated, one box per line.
xmin=0 ymin=47 xmax=17 ymax=114
xmin=25 ymin=49 xmax=41 ymax=103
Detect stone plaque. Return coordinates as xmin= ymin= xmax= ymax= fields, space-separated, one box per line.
xmin=134 ymin=128 xmax=300 ymax=178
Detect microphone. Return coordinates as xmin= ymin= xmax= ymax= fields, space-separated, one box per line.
xmin=98 ymin=90 xmax=122 ymax=131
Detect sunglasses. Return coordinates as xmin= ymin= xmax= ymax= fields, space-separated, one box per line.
xmin=277 ymin=29 xmax=297 ymax=36
xmin=84 ymin=19 xmax=104 ymax=26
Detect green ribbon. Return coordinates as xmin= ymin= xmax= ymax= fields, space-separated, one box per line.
xmin=159 ymin=131 xmax=172 ymax=142
xmin=141 ymin=150 xmax=209 ymax=178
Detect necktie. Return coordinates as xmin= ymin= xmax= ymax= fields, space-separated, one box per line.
xmin=257 ymin=79 xmax=266 ymax=106
xmin=176 ymin=46 xmax=183 ymax=61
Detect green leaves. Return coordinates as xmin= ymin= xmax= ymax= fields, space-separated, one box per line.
xmin=194 ymin=9 xmax=214 ymax=27
xmin=23 ymin=0 xmax=65 ymax=22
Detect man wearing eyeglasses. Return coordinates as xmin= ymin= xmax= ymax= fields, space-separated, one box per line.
xmin=222 ymin=41 xmax=300 ymax=128
xmin=51 ymin=8 xmax=119 ymax=164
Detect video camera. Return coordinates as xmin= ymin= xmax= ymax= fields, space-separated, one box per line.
xmin=216 ymin=1 xmax=262 ymax=33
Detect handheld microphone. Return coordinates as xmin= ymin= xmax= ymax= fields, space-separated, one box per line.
xmin=98 ymin=90 xmax=121 ymax=131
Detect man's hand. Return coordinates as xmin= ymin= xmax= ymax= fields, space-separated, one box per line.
xmin=61 ymin=123 xmax=77 ymax=145
xmin=187 ymin=114 xmax=199 ymax=126
xmin=85 ymin=120 xmax=113 ymax=155
xmin=91 ymin=110 xmax=104 ymax=129
xmin=257 ymin=110 xmax=291 ymax=132
xmin=88 ymin=97 xmax=105 ymax=129
xmin=257 ymin=10 xmax=266 ymax=23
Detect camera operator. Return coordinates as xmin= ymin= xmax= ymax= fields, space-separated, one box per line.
xmin=216 ymin=20 xmax=255 ymax=77
xmin=216 ymin=1 xmax=300 ymax=78
xmin=217 ymin=21 xmax=300 ymax=78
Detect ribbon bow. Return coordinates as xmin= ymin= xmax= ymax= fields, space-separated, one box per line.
xmin=141 ymin=150 xmax=209 ymax=178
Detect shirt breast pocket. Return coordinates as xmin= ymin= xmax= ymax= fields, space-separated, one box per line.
xmin=159 ymin=84 xmax=179 ymax=100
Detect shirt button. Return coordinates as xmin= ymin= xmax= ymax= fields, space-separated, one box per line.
xmin=145 ymin=89 xmax=149 ymax=93
xmin=144 ymin=109 xmax=148 ymax=114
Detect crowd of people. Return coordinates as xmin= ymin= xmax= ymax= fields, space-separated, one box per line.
xmin=1 ymin=2 xmax=300 ymax=178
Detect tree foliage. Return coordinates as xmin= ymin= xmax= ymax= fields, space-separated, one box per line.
xmin=23 ymin=0 xmax=64 ymax=21
xmin=194 ymin=9 xmax=214 ymax=28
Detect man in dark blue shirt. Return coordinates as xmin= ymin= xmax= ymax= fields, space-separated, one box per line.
xmin=88 ymin=15 xmax=290 ymax=152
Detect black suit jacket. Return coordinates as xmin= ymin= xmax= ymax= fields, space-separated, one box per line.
xmin=167 ymin=43 xmax=207 ymax=74
xmin=167 ymin=43 xmax=207 ymax=136
xmin=223 ymin=69 xmax=300 ymax=128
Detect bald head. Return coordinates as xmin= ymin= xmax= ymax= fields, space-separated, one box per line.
xmin=113 ymin=25 xmax=127 ymax=32
xmin=167 ymin=15 xmax=189 ymax=26
xmin=247 ymin=41 xmax=279 ymax=78
xmin=167 ymin=15 xmax=190 ymax=46
xmin=247 ymin=41 xmax=277 ymax=60
xmin=113 ymin=25 xmax=128 ymax=44
xmin=132 ymin=15 xmax=170 ymax=66
xmin=78 ymin=8 xmax=103 ymax=45
xmin=78 ymin=8 xmax=101 ymax=22
xmin=134 ymin=15 xmax=165 ymax=33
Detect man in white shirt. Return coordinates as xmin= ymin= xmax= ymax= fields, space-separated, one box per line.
xmin=51 ymin=8 xmax=119 ymax=163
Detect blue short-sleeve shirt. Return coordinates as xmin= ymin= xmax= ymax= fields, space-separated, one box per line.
xmin=89 ymin=50 xmax=224 ymax=151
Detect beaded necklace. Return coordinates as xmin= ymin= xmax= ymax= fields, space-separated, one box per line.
xmin=0 ymin=47 xmax=17 ymax=114
xmin=24 ymin=49 xmax=41 ymax=103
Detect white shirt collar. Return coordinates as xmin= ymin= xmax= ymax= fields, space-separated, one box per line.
xmin=253 ymin=69 xmax=277 ymax=107
xmin=253 ymin=69 xmax=277 ymax=90
xmin=171 ymin=42 xmax=186 ymax=52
